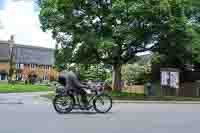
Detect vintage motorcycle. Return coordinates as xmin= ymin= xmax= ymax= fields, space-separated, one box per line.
xmin=53 ymin=84 xmax=112 ymax=114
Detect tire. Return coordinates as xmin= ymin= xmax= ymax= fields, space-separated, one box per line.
xmin=93 ymin=93 xmax=112 ymax=113
xmin=53 ymin=95 xmax=74 ymax=114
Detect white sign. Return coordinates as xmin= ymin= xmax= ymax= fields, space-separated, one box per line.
xmin=169 ymin=72 xmax=179 ymax=89
xmin=161 ymin=71 xmax=169 ymax=86
xmin=161 ymin=70 xmax=179 ymax=89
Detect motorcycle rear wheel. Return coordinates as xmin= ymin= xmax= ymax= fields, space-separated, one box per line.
xmin=53 ymin=95 xmax=74 ymax=114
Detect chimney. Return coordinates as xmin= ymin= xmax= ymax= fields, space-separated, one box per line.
xmin=8 ymin=35 xmax=15 ymax=59
xmin=9 ymin=35 xmax=15 ymax=46
xmin=10 ymin=35 xmax=14 ymax=41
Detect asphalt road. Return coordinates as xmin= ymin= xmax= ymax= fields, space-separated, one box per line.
xmin=0 ymin=93 xmax=200 ymax=133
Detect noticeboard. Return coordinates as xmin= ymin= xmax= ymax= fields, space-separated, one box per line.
xmin=160 ymin=68 xmax=180 ymax=89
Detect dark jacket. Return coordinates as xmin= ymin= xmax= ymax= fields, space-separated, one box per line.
xmin=59 ymin=71 xmax=87 ymax=90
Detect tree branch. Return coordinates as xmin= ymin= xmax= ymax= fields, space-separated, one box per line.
xmin=122 ymin=45 xmax=155 ymax=63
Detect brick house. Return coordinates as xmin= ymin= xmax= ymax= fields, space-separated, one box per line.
xmin=0 ymin=38 xmax=58 ymax=82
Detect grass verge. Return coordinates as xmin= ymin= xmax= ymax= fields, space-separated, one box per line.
xmin=0 ymin=84 xmax=51 ymax=93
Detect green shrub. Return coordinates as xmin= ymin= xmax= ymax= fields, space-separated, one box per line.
xmin=122 ymin=63 xmax=151 ymax=85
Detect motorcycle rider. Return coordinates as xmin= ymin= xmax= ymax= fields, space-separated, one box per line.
xmin=58 ymin=68 xmax=89 ymax=108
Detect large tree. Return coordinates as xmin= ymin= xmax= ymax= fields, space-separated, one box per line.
xmin=149 ymin=0 xmax=200 ymax=69
xmin=38 ymin=0 xmax=157 ymax=91
xmin=191 ymin=1 xmax=200 ymax=66
xmin=38 ymin=0 xmax=199 ymax=90
xmin=192 ymin=25 xmax=200 ymax=67
xmin=154 ymin=0 xmax=200 ymax=68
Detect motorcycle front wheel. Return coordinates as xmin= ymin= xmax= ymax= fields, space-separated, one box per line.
xmin=93 ymin=93 xmax=112 ymax=113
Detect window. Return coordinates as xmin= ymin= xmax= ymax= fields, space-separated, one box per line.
xmin=30 ymin=64 xmax=36 ymax=69
xmin=16 ymin=64 xmax=20 ymax=69
xmin=16 ymin=73 xmax=22 ymax=81
xmin=44 ymin=65 xmax=50 ymax=71
xmin=0 ymin=74 xmax=7 ymax=81
xmin=16 ymin=64 xmax=24 ymax=69
xmin=47 ymin=66 xmax=50 ymax=70
xmin=43 ymin=75 xmax=48 ymax=80
xmin=20 ymin=64 xmax=24 ymax=69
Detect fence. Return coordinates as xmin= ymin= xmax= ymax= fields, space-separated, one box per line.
xmin=179 ymin=82 xmax=200 ymax=97
xmin=123 ymin=85 xmax=145 ymax=94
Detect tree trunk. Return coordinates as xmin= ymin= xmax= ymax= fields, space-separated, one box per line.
xmin=112 ymin=64 xmax=122 ymax=91
xmin=8 ymin=36 xmax=15 ymax=83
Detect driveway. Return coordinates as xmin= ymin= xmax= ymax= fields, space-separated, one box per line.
xmin=0 ymin=92 xmax=200 ymax=133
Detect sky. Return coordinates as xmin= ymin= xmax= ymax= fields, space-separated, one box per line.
xmin=0 ymin=0 xmax=151 ymax=55
xmin=0 ymin=0 xmax=56 ymax=48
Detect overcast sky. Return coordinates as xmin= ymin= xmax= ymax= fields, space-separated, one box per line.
xmin=0 ymin=0 xmax=56 ymax=48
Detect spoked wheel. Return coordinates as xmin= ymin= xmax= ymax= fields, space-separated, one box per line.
xmin=53 ymin=95 xmax=74 ymax=114
xmin=93 ymin=93 xmax=112 ymax=113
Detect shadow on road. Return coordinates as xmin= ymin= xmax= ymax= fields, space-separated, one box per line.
xmin=56 ymin=111 xmax=113 ymax=115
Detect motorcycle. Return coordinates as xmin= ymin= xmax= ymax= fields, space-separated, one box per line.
xmin=53 ymin=84 xmax=112 ymax=114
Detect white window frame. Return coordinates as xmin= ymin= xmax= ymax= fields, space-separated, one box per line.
xmin=16 ymin=64 xmax=24 ymax=69
xmin=43 ymin=74 xmax=48 ymax=80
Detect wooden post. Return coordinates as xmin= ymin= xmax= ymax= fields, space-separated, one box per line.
xmin=196 ymin=87 xmax=199 ymax=97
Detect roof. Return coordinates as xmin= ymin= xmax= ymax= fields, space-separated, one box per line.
xmin=0 ymin=41 xmax=55 ymax=65
xmin=0 ymin=42 xmax=10 ymax=61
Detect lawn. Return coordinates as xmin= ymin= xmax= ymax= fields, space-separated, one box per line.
xmin=41 ymin=91 xmax=200 ymax=101
xmin=0 ymin=84 xmax=51 ymax=93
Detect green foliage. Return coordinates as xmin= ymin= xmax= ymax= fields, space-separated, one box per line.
xmin=122 ymin=63 xmax=151 ymax=84
xmin=192 ymin=25 xmax=200 ymax=65
xmin=151 ymin=53 xmax=162 ymax=65
xmin=38 ymin=0 xmax=162 ymax=90
xmin=151 ymin=1 xmax=192 ymax=67
xmin=38 ymin=0 xmax=158 ymax=61
xmin=0 ymin=84 xmax=50 ymax=93
xmin=38 ymin=0 xmax=200 ymax=66
xmin=38 ymin=0 xmax=200 ymax=90
xmin=55 ymin=62 xmax=111 ymax=81
xmin=79 ymin=64 xmax=110 ymax=81
xmin=152 ymin=0 xmax=200 ymax=67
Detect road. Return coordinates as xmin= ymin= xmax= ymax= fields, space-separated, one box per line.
xmin=0 ymin=93 xmax=200 ymax=133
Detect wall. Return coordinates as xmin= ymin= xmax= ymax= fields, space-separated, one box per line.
xmin=16 ymin=64 xmax=58 ymax=81
xmin=123 ymin=84 xmax=145 ymax=94
xmin=0 ymin=62 xmax=9 ymax=82
xmin=179 ymin=82 xmax=200 ymax=97
xmin=0 ymin=62 xmax=9 ymax=73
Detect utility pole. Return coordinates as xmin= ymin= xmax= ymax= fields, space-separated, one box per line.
xmin=8 ymin=35 xmax=15 ymax=83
